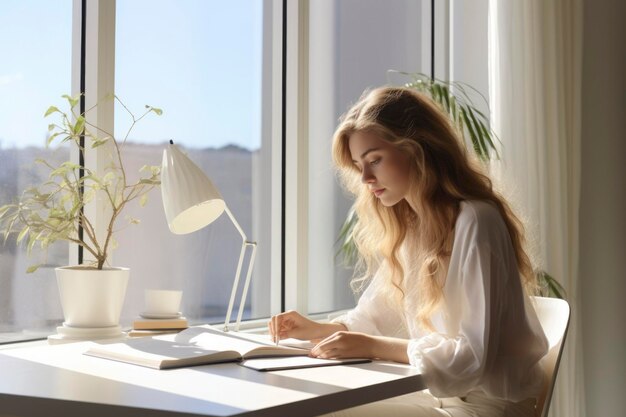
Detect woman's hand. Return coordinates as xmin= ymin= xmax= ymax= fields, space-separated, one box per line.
xmin=310 ymin=331 xmax=374 ymax=359
xmin=268 ymin=311 xmax=345 ymax=342
xmin=311 ymin=331 xmax=410 ymax=363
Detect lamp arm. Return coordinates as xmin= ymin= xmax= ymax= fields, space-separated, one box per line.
xmin=224 ymin=205 xmax=246 ymax=242
xmin=222 ymin=205 xmax=257 ymax=332
xmin=235 ymin=241 xmax=257 ymax=331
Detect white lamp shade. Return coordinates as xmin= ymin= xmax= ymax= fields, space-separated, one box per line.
xmin=161 ymin=142 xmax=226 ymax=234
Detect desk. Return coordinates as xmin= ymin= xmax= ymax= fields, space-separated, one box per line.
xmin=0 ymin=340 xmax=424 ymax=417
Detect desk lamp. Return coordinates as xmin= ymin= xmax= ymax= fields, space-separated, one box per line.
xmin=161 ymin=140 xmax=257 ymax=332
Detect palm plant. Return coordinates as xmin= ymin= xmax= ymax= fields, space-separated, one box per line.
xmin=336 ymin=72 xmax=565 ymax=299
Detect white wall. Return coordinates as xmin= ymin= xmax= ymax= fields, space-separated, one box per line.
xmin=580 ymin=0 xmax=626 ymax=416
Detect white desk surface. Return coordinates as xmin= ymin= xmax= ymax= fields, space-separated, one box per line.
xmin=0 ymin=339 xmax=424 ymax=417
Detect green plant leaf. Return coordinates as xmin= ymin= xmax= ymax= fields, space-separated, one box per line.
xmin=143 ymin=104 xmax=164 ymax=116
xmin=139 ymin=179 xmax=160 ymax=185
xmin=478 ymin=120 xmax=500 ymax=159
xmin=82 ymin=174 xmax=101 ymax=184
xmin=26 ymin=265 xmax=40 ymax=274
xmin=62 ymin=93 xmax=80 ymax=109
xmin=440 ymin=85 xmax=451 ymax=113
xmin=0 ymin=204 xmax=12 ymax=219
xmin=466 ymin=107 xmax=489 ymax=159
xmin=27 ymin=231 xmax=39 ymax=254
xmin=535 ymin=271 xmax=566 ymax=299
xmin=91 ymin=137 xmax=109 ymax=148
xmin=460 ymin=107 xmax=482 ymax=159
xmin=139 ymin=193 xmax=148 ymax=207
xmin=150 ymin=165 xmax=161 ymax=176
xmin=16 ymin=226 xmax=29 ymax=244
xmin=46 ymin=132 xmax=63 ymax=147
xmin=73 ymin=115 xmax=85 ymax=135
xmin=449 ymin=95 xmax=458 ymax=121
xmin=44 ymin=106 xmax=60 ymax=117
xmin=83 ymin=189 xmax=96 ymax=204
xmin=102 ymin=172 xmax=116 ymax=185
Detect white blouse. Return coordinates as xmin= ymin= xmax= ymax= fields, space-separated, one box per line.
xmin=333 ymin=200 xmax=549 ymax=402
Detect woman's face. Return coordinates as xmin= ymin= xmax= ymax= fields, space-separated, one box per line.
xmin=348 ymin=130 xmax=412 ymax=207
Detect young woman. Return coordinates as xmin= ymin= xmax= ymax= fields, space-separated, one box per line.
xmin=269 ymin=87 xmax=548 ymax=417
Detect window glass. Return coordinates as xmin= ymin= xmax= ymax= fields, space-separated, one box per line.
xmin=114 ymin=0 xmax=269 ymax=327
xmin=307 ymin=0 xmax=431 ymax=314
xmin=0 ymin=0 xmax=72 ymax=342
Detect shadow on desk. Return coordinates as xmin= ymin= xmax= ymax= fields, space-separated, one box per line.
xmin=0 ymin=344 xmax=424 ymax=417
xmin=0 ymin=355 xmax=246 ymax=417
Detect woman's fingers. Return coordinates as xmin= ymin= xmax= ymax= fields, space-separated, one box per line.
xmin=310 ymin=332 xmax=341 ymax=358
xmin=269 ymin=317 xmax=276 ymax=342
xmin=310 ymin=331 xmax=371 ymax=359
xmin=268 ymin=314 xmax=283 ymax=342
xmin=268 ymin=312 xmax=298 ymax=342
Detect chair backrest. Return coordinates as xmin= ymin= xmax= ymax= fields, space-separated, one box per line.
xmin=531 ymin=296 xmax=570 ymax=417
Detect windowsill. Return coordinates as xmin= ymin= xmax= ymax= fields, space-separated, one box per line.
xmin=0 ymin=331 xmax=53 ymax=347
xmin=0 ymin=310 xmax=351 ymax=348
xmin=201 ymin=310 xmax=349 ymax=334
xmin=0 ymin=338 xmax=47 ymax=350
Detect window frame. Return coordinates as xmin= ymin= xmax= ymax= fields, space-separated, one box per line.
xmin=75 ymin=0 xmax=286 ymax=324
xmin=84 ymin=0 xmax=380 ymax=320
xmin=281 ymin=0 xmax=455 ymax=315
xmin=1 ymin=0 xmax=466 ymax=341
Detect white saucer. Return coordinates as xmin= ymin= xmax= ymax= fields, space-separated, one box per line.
xmin=140 ymin=311 xmax=182 ymax=319
xmin=48 ymin=324 xmax=126 ymax=344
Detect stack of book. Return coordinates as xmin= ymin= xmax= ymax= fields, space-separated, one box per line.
xmin=128 ymin=315 xmax=189 ymax=337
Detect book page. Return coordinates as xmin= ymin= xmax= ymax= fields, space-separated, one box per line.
xmin=84 ymin=335 xmax=239 ymax=369
xmin=175 ymin=326 xmax=309 ymax=357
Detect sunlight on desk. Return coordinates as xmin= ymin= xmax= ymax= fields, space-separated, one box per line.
xmin=270 ymin=361 xmax=417 ymax=389
xmin=0 ymin=340 xmax=424 ymax=417
xmin=2 ymin=341 xmax=321 ymax=409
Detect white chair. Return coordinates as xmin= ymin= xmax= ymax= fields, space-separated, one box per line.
xmin=532 ymin=296 xmax=570 ymax=417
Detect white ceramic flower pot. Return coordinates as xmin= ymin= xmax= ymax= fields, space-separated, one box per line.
xmin=55 ymin=266 xmax=129 ymax=328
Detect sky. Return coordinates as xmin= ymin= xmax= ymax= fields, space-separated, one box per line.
xmin=0 ymin=0 xmax=262 ymax=150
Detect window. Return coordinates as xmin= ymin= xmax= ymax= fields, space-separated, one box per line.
xmin=0 ymin=0 xmax=278 ymax=342
xmin=0 ymin=0 xmax=73 ymax=343
xmin=112 ymin=0 xmax=271 ymax=327
xmin=301 ymin=0 xmax=489 ymax=316
xmin=0 ymin=0 xmax=489 ymax=342
xmin=305 ymin=0 xmax=432 ymax=314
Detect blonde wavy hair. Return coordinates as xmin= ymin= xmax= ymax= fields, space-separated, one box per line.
xmin=332 ymin=86 xmax=537 ymax=330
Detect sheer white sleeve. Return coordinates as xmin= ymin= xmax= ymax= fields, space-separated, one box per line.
xmin=407 ymin=202 xmax=548 ymax=401
xmin=331 ymin=269 xmax=406 ymax=337
xmin=407 ymin=244 xmax=503 ymax=396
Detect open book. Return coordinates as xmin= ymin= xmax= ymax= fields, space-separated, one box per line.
xmin=84 ymin=325 xmax=367 ymax=370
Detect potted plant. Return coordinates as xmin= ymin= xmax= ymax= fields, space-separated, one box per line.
xmin=336 ymin=72 xmax=565 ymax=299
xmin=0 ymin=94 xmax=162 ymax=340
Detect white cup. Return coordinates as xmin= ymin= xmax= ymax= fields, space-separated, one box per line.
xmin=144 ymin=289 xmax=182 ymax=315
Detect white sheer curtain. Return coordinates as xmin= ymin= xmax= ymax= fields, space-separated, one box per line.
xmin=488 ymin=1 xmax=585 ymax=416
